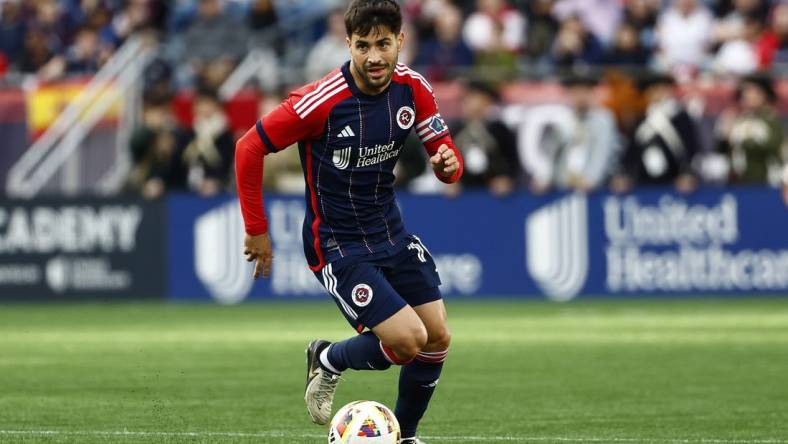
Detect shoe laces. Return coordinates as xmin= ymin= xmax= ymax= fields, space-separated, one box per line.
xmin=314 ymin=371 xmax=340 ymax=405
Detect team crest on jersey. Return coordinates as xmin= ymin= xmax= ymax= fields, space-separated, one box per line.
xmin=332 ymin=147 xmax=351 ymax=170
xmin=396 ymin=106 xmax=415 ymax=130
xmin=351 ymin=284 xmax=373 ymax=307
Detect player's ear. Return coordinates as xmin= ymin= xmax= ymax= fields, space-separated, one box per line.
xmin=396 ymin=31 xmax=404 ymax=52
xmin=346 ymin=36 xmax=352 ymax=49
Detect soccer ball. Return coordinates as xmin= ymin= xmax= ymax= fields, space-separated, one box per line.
xmin=327 ymin=400 xmax=401 ymax=444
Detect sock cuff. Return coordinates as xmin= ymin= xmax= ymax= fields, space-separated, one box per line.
xmin=379 ymin=341 xmax=414 ymax=365
xmin=415 ymin=349 xmax=448 ymax=363
xmin=319 ymin=345 xmax=342 ymax=374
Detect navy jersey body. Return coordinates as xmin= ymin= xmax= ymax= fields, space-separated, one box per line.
xmin=252 ymin=62 xmax=454 ymax=271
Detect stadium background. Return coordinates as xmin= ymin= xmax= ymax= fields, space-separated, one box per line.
xmin=1 ymin=1 xmax=787 ymax=443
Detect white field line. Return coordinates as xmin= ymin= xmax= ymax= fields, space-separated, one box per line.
xmin=0 ymin=430 xmax=787 ymax=443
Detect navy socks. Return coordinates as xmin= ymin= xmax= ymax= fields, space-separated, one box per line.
xmin=319 ymin=331 xmax=448 ymax=438
xmin=395 ymin=350 xmax=447 ymax=439
xmin=321 ymin=331 xmax=393 ymax=372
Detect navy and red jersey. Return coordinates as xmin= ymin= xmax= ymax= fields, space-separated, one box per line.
xmin=235 ymin=61 xmax=463 ymax=271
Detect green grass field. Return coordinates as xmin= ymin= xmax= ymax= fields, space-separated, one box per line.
xmin=1 ymin=298 xmax=788 ymax=444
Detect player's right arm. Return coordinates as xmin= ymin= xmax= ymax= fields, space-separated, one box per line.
xmin=235 ymin=89 xmax=324 ymax=279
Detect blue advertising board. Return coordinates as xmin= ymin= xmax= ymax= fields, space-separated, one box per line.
xmin=0 ymin=197 xmax=166 ymax=301
xmin=167 ymin=187 xmax=788 ymax=303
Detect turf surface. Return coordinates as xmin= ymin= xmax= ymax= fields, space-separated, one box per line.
xmin=1 ymin=298 xmax=787 ymax=444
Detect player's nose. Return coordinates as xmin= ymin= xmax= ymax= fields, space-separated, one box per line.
xmin=367 ymin=48 xmax=383 ymax=64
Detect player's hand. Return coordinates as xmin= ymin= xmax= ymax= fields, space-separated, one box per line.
xmin=430 ymin=144 xmax=459 ymax=177
xmin=244 ymin=233 xmax=273 ymax=280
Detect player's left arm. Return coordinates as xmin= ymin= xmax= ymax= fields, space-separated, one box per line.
xmin=408 ymin=70 xmax=464 ymax=183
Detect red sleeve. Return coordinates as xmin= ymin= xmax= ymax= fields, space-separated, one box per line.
xmin=235 ymin=126 xmax=269 ymax=235
xmin=234 ymin=89 xmax=326 ymax=235
xmin=257 ymin=89 xmax=327 ymax=152
xmin=403 ymin=67 xmax=464 ymax=183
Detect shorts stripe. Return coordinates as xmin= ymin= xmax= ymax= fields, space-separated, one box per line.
xmin=322 ymin=265 xmax=358 ymax=320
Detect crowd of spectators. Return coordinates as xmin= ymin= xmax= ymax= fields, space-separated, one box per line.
xmin=3 ymin=1 xmax=788 ymax=87
xmin=0 ymin=0 xmax=786 ymax=198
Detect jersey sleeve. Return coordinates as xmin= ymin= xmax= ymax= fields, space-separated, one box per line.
xmin=235 ymin=88 xmax=330 ymax=235
xmin=410 ymin=74 xmax=464 ymax=183
xmin=256 ymin=90 xmax=327 ymax=152
xmin=235 ymin=125 xmax=268 ymax=235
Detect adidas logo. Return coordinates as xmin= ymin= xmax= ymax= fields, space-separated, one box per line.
xmin=337 ymin=125 xmax=355 ymax=138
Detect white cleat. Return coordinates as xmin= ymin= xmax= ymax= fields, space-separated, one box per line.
xmin=304 ymin=339 xmax=340 ymax=425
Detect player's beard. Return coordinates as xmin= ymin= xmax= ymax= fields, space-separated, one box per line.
xmin=357 ymin=59 xmax=396 ymax=93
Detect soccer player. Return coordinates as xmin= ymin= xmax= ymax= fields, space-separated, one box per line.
xmin=234 ymin=1 xmax=463 ymax=443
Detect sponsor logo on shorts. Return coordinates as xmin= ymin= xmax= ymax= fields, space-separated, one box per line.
xmin=351 ymin=283 xmax=373 ymax=307
xmin=396 ymin=106 xmax=415 ymax=130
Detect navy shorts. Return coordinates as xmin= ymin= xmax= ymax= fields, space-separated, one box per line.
xmin=315 ymin=235 xmax=442 ymax=332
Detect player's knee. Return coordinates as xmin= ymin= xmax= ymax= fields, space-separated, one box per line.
xmin=390 ymin=324 xmax=428 ymax=362
xmin=428 ymin=327 xmax=451 ymax=352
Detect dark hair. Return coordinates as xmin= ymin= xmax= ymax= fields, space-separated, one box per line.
xmin=560 ymin=69 xmax=599 ymax=88
xmin=465 ymin=80 xmax=501 ymax=102
xmin=194 ymin=87 xmax=221 ymax=105
xmin=736 ymin=73 xmax=777 ymax=103
xmin=344 ymin=0 xmax=402 ymax=37
xmin=636 ymin=71 xmax=674 ymax=91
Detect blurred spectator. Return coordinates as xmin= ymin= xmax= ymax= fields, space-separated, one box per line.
xmin=611 ymin=73 xmax=701 ymax=193
xmin=395 ymin=131 xmax=430 ymax=189
xmin=101 ymin=0 xmax=152 ymax=48
xmin=0 ymin=0 xmax=25 ymax=70
xmin=304 ymin=9 xmax=348 ymax=81
xmin=403 ymin=0 xmax=450 ymax=43
xmin=257 ymin=91 xmax=304 ymax=192
xmin=127 ymin=94 xmax=185 ymax=200
xmin=463 ymin=0 xmax=526 ymax=54
xmin=142 ymin=58 xmax=175 ymax=105
xmin=524 ymin=0 xmax=559 ymax=62
xmin=602 ymin=21 xmax=652 ymax=67
xmin=21 ymin=27 xmax=58 ymax=76
xmin=602 ymin=70 xmax=647 ymax=138
xmin=179 ymin=0 xmax=248 ymax=90
xmin=757 ymin=3 xmax=788 ymax=68
xmin=451 ymin=81 xmax=519 ymax=196
xmin=63 ymin=25 xmax=110 ymax=74
xmin=551 ymin=15 xmax=604 ymax=69
xmin=655 ymin=0 xmax=713 ymax=70
xmin=712 ymin=13 xmax=762 ymax=75
xmin=21 ymin=0 xmax=70 ymax=77
xmin=178 ymin=91 xmax=235 ymax=196
xmin=552 ymin=0 xmax=622 ymax=45
xmin=30 ymin=0 xmax=71 ymax=50
xmin=413 ymin=4 xmax=473 ymax=81
xmin=712 ymin=0 xmax=767 ymax=46
xmin=550 ymin=73 xmax=619 ymax=192
xmin=715 ymin=74 xmax=784 ymax=184
xmin=622 ymin=0 xmax=660 ymax=51
xmin=248 ymin=0 xmax=282 ymax=53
